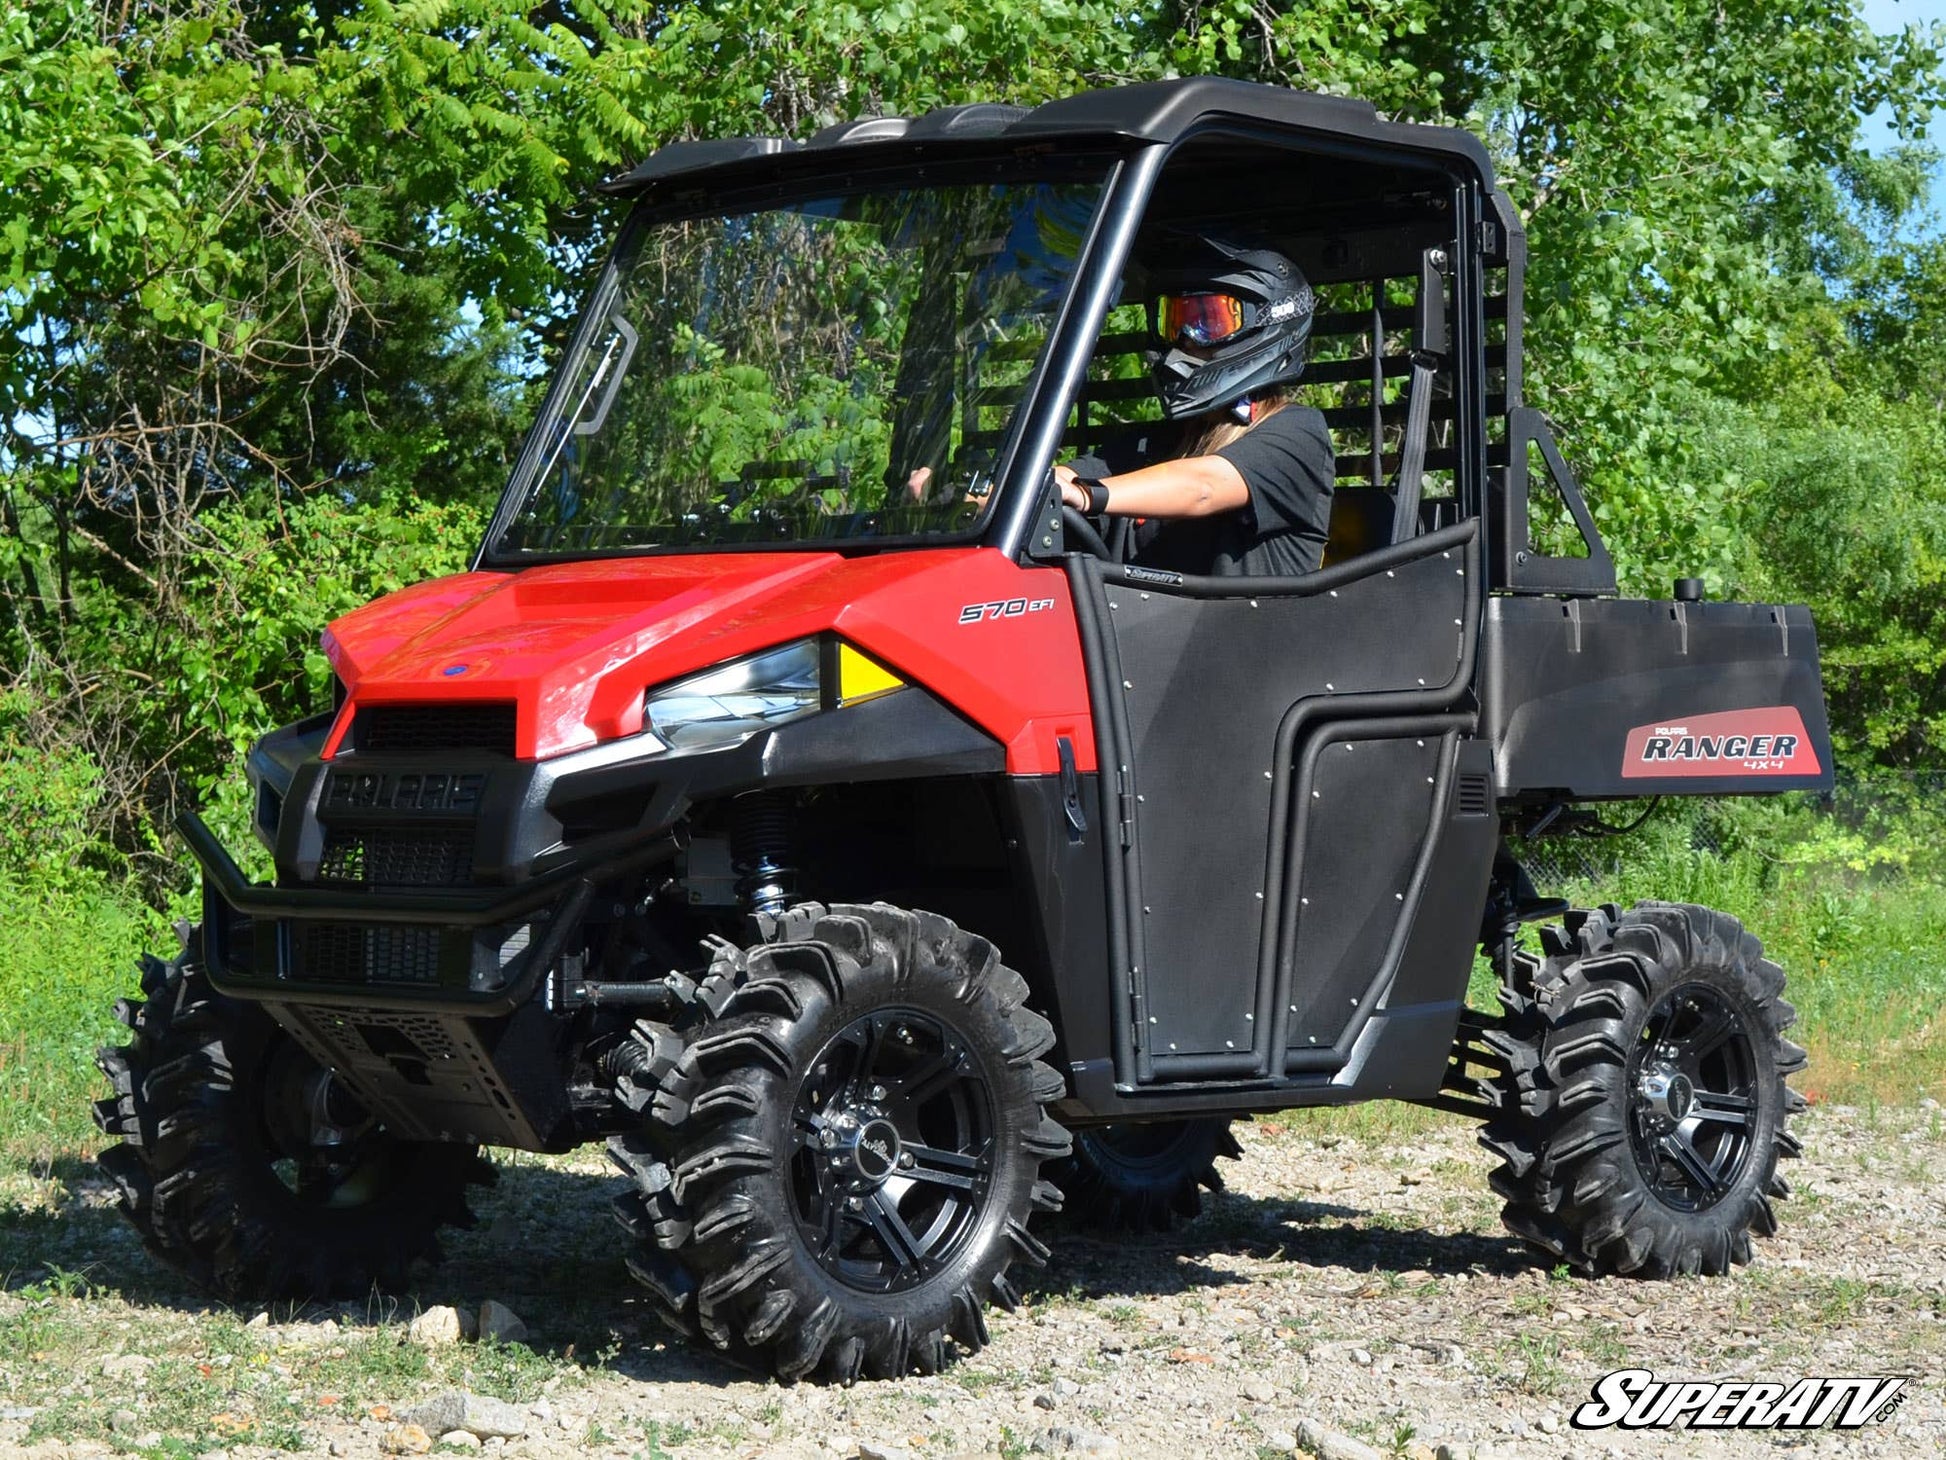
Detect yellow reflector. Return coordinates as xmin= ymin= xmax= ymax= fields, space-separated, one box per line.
xmin=836 ymin=643 xmax=904 ymax=706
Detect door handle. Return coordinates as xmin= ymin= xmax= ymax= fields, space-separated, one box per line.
xmin=1057 ymin=737 xmax=1087 ymax=842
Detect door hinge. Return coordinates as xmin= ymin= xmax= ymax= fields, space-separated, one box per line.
xmin=1116 ymin=766 xmax=1136 ymax=848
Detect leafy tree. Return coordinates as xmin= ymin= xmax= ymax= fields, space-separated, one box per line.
xmin=3 ymin=0 xmax=1945 ymax=895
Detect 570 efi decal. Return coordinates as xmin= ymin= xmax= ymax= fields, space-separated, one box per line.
xmin=1622 ymin=707 xmax=1820 ymax=779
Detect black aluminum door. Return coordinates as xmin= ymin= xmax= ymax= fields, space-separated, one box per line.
xmin=1072 ymin=519 xmax=1480 ymax=1086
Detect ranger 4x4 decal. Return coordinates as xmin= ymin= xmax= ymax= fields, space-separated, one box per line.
xmin=1622 ymin=706 xmax=1820 ymax=778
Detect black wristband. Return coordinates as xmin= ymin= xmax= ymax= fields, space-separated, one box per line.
xmin=1074 ymin=477 xmax=1111 ymax=515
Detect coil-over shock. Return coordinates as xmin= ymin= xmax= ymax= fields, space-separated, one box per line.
xmin=730 ymin=790 xmax=796 ymax=916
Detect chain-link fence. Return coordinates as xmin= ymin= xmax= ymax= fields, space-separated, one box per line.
xmin=1509 ymin=769 xmax=1946 ymax=891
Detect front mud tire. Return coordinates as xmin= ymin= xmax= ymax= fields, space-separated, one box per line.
xmin=609 ymin=904 xmax=1070 ymax=1382
xmin=1479 ymin=902 xmax=1806 ymax=1278
xmin=94 ymin=931 xmax=493 ymax=1298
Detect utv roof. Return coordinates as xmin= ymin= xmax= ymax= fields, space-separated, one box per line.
xmin=600 ymin=77 xmax=1500 ymax=196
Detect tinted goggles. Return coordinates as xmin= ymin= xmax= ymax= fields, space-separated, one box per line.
xmin=1155 ymin=292 xmax=1255 ymax=348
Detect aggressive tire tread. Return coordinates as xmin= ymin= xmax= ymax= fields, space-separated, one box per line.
xmin=94 ymin=932 xmax=491 ymax=1298
xmin=1479 ymin=901 xmax=1804 ymax=1279
xmin=1048 ymin=1118 xmax=1244 ymax=1234
xmin=609 ymin=902 xmax=1070 ymax=1382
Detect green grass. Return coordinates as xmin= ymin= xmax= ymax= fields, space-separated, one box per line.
xmin=0 ymin=874 xmax=162 ymax=1169
xmin=0 ymin=832 xmax=1939 ymax=1332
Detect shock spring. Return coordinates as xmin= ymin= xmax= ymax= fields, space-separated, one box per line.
xmin=731 ymin=790 xmax=795 ymax=916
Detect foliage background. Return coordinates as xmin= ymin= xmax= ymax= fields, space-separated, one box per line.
xmin=3 ymin=0 xmax=1946 ymax=1122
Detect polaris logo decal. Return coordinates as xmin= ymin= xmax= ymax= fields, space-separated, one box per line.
xmin=1570 ymin=1368 xmax=1906 ymax=1431
xmin=1622 ymin=707 xmax=1818 ymax=779
xmin=326 ymin=770 xmax=486 ymax=813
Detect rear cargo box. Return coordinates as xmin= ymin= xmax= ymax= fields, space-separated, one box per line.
xmin=1481 ymin=596 xmax=1834 ymax=800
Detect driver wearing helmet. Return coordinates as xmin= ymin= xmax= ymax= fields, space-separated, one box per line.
xmin=1055 ymin=236 xmax=1333 ymax=576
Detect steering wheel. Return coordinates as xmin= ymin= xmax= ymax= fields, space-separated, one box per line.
xmin=1061 ymin=504 xmax=1115 ymax=561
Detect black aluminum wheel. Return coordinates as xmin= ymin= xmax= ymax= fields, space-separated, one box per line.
xmin=610 ymin=903 xmax=1070 ymax=1382
xmin=1480 ymin=901 xmax=1805 ymax=1279
xmin=790 ymin=1010 xmax=996 ymax=1294
xmin=94 ymin=930 xmax=492 ymax=1298
xmin=1625 ymin=983 xmax=1758 ymax=1214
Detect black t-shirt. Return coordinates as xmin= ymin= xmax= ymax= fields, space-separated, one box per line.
xmin=1071 ymin=407 xmax=1335 ymax=576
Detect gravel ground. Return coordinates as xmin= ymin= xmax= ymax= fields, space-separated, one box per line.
xmin=2 ymin=1103 xmax=1941 ymax=1460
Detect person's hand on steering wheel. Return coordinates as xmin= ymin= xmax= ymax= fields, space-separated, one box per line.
xmin=1054 ymin=462 xmax=1109 ymax=516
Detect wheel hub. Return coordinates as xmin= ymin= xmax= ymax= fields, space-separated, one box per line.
xmin=821 ymin=1105 xmax=910 ymax=1192
xmin=1634 ymin=1066 xmax=1695 ymax=1127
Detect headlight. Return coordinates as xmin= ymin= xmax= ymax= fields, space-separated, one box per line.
xmin=643 ymin=638 xmax=905 ymax=753
xmin=647 ymin=640 xmax=822 ymax=751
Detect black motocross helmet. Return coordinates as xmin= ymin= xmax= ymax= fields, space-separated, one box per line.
xmin=1146 ymin=234 xmax=1314 ymax=420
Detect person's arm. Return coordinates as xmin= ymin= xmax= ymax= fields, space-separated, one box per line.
xmin=1054 ymin=456 xmax=1250 ymax=519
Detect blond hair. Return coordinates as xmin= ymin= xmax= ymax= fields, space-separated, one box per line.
xmin=1184 ymin=389 xmax=1295 ymax=459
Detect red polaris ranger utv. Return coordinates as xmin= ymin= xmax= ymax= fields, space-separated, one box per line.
xmin=96 ymin=79 xmax=1831 ymax=1382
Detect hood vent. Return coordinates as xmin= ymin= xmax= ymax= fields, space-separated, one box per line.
xmin=352 ymin=703 xmax=517 ymax=757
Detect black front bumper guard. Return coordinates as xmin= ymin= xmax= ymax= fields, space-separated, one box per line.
xmin=183 ymin=812 xmax=676 ymax=1013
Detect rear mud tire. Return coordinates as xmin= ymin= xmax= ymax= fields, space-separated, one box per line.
xmin=609 ymin=903 xmax=1070 ymax=1382
xmin=1479 ymin=901 xmax=1806 ymax=1278
xmin=94 ymin=930 xmax=493 ymax=1299
xmin=1051 ymin=1120 xmax=1242 ymax=1233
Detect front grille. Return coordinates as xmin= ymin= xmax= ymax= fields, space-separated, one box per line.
xmin=293 ymin=924 xmax=444 ymax=985
xmin=353 ymin=703 xmax=517 ymax=757
xmin=318 ymin=828 xmax=475 ymax=888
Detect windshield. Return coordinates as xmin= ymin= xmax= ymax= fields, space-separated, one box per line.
xmin=491 ymin=171 xmax=1109 ymax=556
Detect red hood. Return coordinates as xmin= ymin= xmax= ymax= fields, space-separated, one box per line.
xmin=324 ymin=553 xmax=878 ymax=758
xmin=318 ymin=545 xmax=1097 ymax=772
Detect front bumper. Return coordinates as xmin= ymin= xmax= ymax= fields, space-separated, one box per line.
xmin=184 ymin=686 xmax=1004 ymax=1149
xmin=189 ymin=812 xmax=677 ymax=1013
xmin=187 ymin=814 xmax=680 ymax=1150
xmin=197 ymin=686 xmax=1003 ymax=1010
